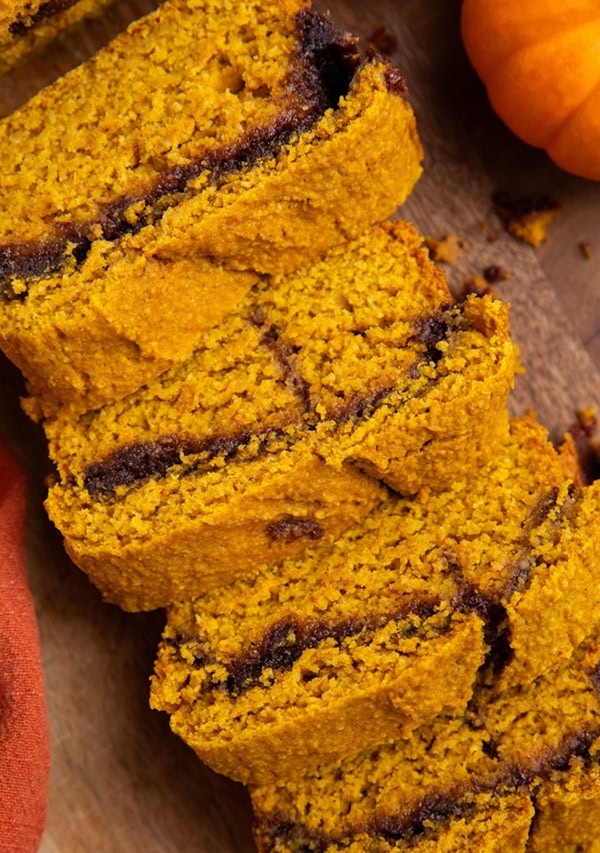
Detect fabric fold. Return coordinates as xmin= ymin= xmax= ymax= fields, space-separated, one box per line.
xmin=0 ymin=439 xmax=49 ymax=852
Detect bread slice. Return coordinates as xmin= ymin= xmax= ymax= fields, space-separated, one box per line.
xmin=149 ymin=414 xmax=600 ymax=784
xmin=43 ymin=222 xmax=517 ymax=610
xmin=249 ymin=630 xmax=600 ymax=850
xmin=0 ymin=0 xmax=423 ymax=417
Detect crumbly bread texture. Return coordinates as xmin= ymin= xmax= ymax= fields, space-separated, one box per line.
xmin=43 ymin=222 xmax=517 ymax=611
xmin=255 ymin=794 xmax=535 ymax=852
xmin=529 ymin=760 xmax=600 ymax=852
xmin=250 ymin=631 xmax=600 ymax=851
xmin=0 ymin=0 xmax=115 ymax=75
xmin=152 ymin=607 xmax=486 ymax=785
xmin=150 ymin=414 xmax=600 ymax=785
xmin=0 ymin=0 xmax=424 ymax=419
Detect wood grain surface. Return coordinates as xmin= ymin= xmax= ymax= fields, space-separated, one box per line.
xmin=1 ymin=1 xmax=599 ymax=850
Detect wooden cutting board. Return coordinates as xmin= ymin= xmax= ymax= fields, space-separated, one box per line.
xmin=1 ymin=1 xmax=599 ymax=850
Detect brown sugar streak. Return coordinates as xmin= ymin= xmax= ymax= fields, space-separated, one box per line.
xmin=0 ymin=9 xmax=366 ymax=298
xmin=258 ymin=725 xmax=600 ymax=849
xmin=9 ymin=0 xmax=79 ymax=36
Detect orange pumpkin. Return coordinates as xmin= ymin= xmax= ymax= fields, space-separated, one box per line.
xmin=461 ymin=0 xmax=600 ymax=180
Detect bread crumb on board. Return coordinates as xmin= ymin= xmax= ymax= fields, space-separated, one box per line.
xmin=424 ymin=233 xmax=467 ymax=264
xmin=578 ymin=241 xmax=593 ymax=260
xmin=492 ymin=190 xmax=560 ymax=248
xmin=482 ymin=264 xmax=511 ymax=284
xmin=425 ymin=234 xmax=512 ymax=300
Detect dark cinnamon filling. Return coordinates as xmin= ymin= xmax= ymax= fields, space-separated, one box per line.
xmin=8 ymin=0 xmax=78 ymax=36
xmin=255 ymin=322 xmax=313 ymax=414
xmin=192 ymin=598 xmax=442 ymax=696
xmin=370 ymin=791 xmax=480 ymax=844
xmin=265 ymin=515 xmax=324 ymax=545
xmin=412 ymin=306 xmax=452 ymax=364
xmin=409 ymin=303 xmax=469 ymax=379
xmin=1 ymin=105 xmax=325 ymax=298
xmin=329 ymin=385 xmax=396 ymax=424
xmin=251 ymin=314 xmax=399 ymax=423
xmin=527 ymin=486 xmax=560 ymax=529
xmin=373 ymin=729 xmax=598 ymax=843
xmin=527 ymin=483 xmax=581 ymax=532
xmin=449 ymin=482 xmax=584 ymax=681
xmin=0 ymin=9 xmax=372 ymax=300
xmin=173 ymin=564 xmax=521 ymax=702
xmin=80 ymin=381 xmax=412 ymax=499
xmin=83 ymin=429 xmax=255 ymax=497
xmin=79 ymin=383 xmax=388 ymax=498
xmin=452 ymin=586 xmax=513 ymax=677
xmin=503 ymin=485 xmax=582 ymax=588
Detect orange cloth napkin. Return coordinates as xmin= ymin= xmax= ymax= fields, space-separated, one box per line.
xmin=0 ymin=440 xmax=50 ymax=851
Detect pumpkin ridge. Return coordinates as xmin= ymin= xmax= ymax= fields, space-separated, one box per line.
xmin=546 ymin=72 xmax=600 ymax=151
xmin=486 ymin=18 xmax=600 ymax=82
xmin=462 ymin=4 xmax=600 ymax=78
xmin=545 ymin=72 xmax=600 ymax=179
xmin=483 ymin=23 xmax=600 ymax=148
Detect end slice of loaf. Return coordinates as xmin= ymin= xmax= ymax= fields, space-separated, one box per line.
xmin=0 ymin=0 xmax=424 ymax=417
